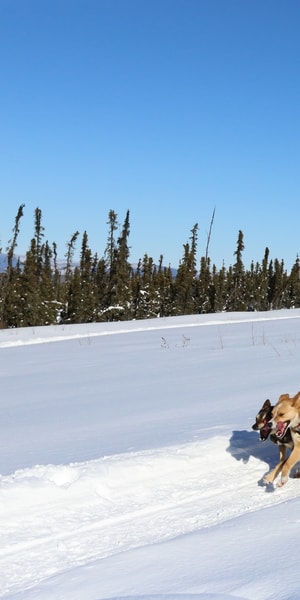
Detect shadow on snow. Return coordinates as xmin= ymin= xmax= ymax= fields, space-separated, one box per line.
xmin=226 ymin=429 xmax=283 ymax=491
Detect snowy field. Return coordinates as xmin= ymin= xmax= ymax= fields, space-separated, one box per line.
xmin=1 ymin=310 xmax=300 ymax=600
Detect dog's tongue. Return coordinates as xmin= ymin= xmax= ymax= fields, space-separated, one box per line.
xmin=276 ymin=421 xmax=288 ymax=437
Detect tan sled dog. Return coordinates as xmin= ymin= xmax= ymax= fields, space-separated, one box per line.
xmin=264 ymin=391 xmax=300 ymax=487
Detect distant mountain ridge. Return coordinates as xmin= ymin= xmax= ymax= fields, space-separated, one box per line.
xmin=0 ymin=253 xmax=177 ymax=275
xmin=0 ymin=253 xmax=18 ymax=271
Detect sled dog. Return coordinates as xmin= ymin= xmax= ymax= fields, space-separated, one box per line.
xmin=252 ymin=398 xmax=293 ymax=446
xmin=263 ymin=392 xmax=300 ymax=486
xmin=252 ymin=399 xmax=293 ymax=483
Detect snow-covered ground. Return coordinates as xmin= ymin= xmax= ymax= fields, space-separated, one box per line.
xmin=1 ymin=310 xmax=300 ymax=600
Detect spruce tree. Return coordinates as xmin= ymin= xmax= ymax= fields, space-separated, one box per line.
xmin=1 ymin=204 xmax=25 ymax=326
xmin=197 ymin=256 xmax=211 ymax=313
xmin=135 ymin=254 xmax=156 ymax=319
xmin=34 ymin=207 xmax=45 ymax=279
xmin=39 ymin=240 xmax=58 ymax=325
xmin=106 ymin=210 xmax=132 ymax=320
xmin=115 ymin=210 xmax=132 ymax=318
xmin=79 ymin=231 xmax=97 ymax=322
xmin=104 ymin=210 xmax=119 ymax=315
xmin=65 ymin=231 xmax=97 ymax=323
xmin=95 ymin=257 xmax=109 ymax=321
xmin=211 ymin=263 xmax=227 ymax=312
xmin=231 ymin=230 xmax=246 ymax=311
xmin=21 ymin=239 xmax=41 ymax=326
xmin=174 ymin=224 xmax=198 ymax=315
xmin=153 ymin=255 xmax=173 ymax=318
xmin=62 ymin=231 xmax=80 ymax=322
xmin=65 ymin=231 xmax=79 ymax=281
xmin=1 ymin=259 xmax=23 ymax=327
xmin=268 ymin=259 xmax=287 ymax=309
xmin=270 ymin=258 xmax=288 ymax=310
xmin=259 ymin=247 xmax=270 ymax=310
xmin=288 ymin=256 xmax=300 ymax=308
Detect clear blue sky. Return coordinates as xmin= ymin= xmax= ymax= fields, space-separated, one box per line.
xmin=1 ymin=0 xmax=300 ymax=270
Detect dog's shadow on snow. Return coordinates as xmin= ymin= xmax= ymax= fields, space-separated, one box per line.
xmin=227 ymin=430 xmax=275 ymax=465
xmin=227 ymin=430 xmax=280 ymax=490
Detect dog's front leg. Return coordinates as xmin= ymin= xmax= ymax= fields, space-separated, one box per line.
xmin=277 ymin=445 xmax=300 ymax=487
xmin=264 ymin=460 xmax=285 ymax=484
xmin=279 ymin=444 xmax=287 ymax=463
xmin=263 ymin=444 xmax=287 ymax=484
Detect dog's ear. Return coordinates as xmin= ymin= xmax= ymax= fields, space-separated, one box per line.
xmin=278 ymin=393 xmax=290 ymax=402
xmin=292 ymin=391 xmax=300 ymax=405
xmin=263 ymin=399 xmax=271 ymax=409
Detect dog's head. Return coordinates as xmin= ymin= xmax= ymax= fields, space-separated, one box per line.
xmin=252 ymin=399 xmax=273 ymax=441
xmin=272 ymin=392 xmax=300 ymax=438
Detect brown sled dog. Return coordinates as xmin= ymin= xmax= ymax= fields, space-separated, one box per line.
xmin=264 ymin=391 xmax=300 ymax=487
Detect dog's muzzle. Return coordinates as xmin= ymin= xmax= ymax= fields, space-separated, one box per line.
xmin=252 ymin=420 xmax=272 ymax=441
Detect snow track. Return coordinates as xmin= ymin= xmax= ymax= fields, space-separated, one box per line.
xmin=1 ymin=435 xmax=299 ymax=597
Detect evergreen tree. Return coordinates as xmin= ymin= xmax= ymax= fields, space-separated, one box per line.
xmin=231 ymin=230 xmax=246 ymax=311
xmin=134 ymin=254 xmax=156 ymax=319
xmin=79 ymin=231 xmax=97 ymax=322
xmin=95 ymin=257 xmax=109 ymax=321
xmin=65 ymin=266 xmax=81 ymax=323
xmin=33 ymin=207 xmax=45 ymax=279
xmin=1 ymin=259 xmax=24 ymax=327
xmin=174 ymin=224 xmax=198 ymax=315
xmin=246 ymin=261 xmax=261 ymax=311
xmin=268 ymin=259 xmax=287 ymax=309
xmin=259 ymin=247 xmax=271 ymax=310
xmin=115 ymin=210 xmax=132 ymax=318
xmin=19 ymin=211 xmax=59 ymax=326
xmin=197 ymin=256 xmax=211 ymax=313
xmin=62 ymin=231 xmax=80 ymax=322
xmin=6 ymin=204 xmax=25 ymax=274
xmin=65 ymin=231 xmax=97 ymax=323
xmin=246 ymin=250 xmax=270 ymax=312
xmin=52 ymin=242 xmax=63 ymax=311
xmin=288 ymin=256 xmax=300 ymax=308
xmin=103 ymin=210 xmax=119 ymax=315
xmin=211 ymin=263 xmax=227 ymax=312
xmin=21 ymin=239 xmax=42 ymax=326
xmin=1 ymin=204 xmax=25 ymax=326
xmin=224 ymin=265 xmax=234 ymax=311
xmin=105 ymin=209 xmax=118 ymax=273
xmin=153 ymin=255 xmax=174 ymax=317
xmin=104 ymin=210 xmax=132 ymax=320
xmin=131 ymin=259 xmax=142 ymax=318
xmin=38 ymin=241 xmax=59 ymax=325
xmin=65 ymin=231 xmax=79 ymax=281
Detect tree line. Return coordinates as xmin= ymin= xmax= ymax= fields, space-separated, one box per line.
xmin=0 ymin=205 xmax=300 ymax=328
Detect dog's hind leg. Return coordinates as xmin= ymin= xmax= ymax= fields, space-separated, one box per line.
xmin=277 ymin=445 xmax=300 ymax=487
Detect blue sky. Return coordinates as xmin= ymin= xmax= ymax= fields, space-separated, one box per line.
xmin=1 ymin=0 xmax=300 ymax=270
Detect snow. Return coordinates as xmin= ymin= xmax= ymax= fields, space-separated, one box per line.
xmin=1 ymin=310 xmax=300 ymax=600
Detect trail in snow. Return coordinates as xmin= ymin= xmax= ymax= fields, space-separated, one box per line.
xmin=1 ymin=435 xmax=299 ymax=597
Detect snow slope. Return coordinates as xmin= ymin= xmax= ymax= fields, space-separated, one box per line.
xmin=1 ymin=310 xmax=300 ymax=600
